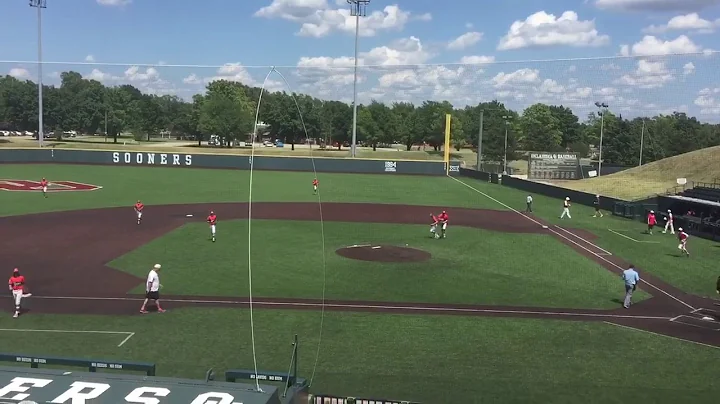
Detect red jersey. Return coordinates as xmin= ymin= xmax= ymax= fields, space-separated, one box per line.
xmin=438 ymin=212 xmax=449 ymax=222
xmin=207 ymin=214 xmax=217 ymax=225
xmin=135 ymin=203 xmax=144 ymax=212
xmin=312 ymin=179 xmax=318 ymax=186
xmin=40 ymin=179 xmax=48 ymax=187
xmin=8 ymin=275 xmax=25 ymax=291
xmin=647 ymin=214 xmax=656 ymax=225
xmin=678 ymin=232 xmax=688 ymax=242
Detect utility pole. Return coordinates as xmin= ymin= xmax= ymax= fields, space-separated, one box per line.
xmin=476 ymin=110 xmax=484 ymax=171
xmin=502 ymin=115 xmax=512 ymax=175
xmin=348 ymin=0 xmax=370 ymax=158
xmin=104 ymin=110 xmax=108 ymax=143
xmin=639 ymin=119 xmax=645 ymax=167
xmin=30 ymin=0 xmax=47 ymax=148
xmin=594 ymin=101 xmax=609 ymax=176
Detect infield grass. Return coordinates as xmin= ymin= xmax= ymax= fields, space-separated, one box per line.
xmin=109 ymin=220 xmax=646 ymax=309
xmin=1 ymin=308 xmax=719 ymax=403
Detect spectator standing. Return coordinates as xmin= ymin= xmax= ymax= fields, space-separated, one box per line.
xmin=621 ymin=265 xmax=640 ymax=309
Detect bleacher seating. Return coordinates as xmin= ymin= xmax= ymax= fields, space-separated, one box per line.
xmin=681 ymin=186 xmax=720 ymax=203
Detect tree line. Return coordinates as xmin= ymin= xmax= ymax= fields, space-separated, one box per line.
xmin=1 ymin=71 xmax=719 ymax=165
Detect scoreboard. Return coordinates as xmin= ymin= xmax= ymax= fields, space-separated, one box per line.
xmin=527 ymin=152 xmax=581 ymax=180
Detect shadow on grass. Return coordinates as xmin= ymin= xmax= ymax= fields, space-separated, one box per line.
xmin=610 ymin=298 xmax=624 ymax=306
xmin=424 ymin=150 xmax=465 ymax=159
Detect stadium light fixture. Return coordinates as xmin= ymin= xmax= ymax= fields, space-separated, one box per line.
xmin=30 ymin=0 xmax=47 ymax=148
xmin=348 ymin=0 xmax=370 ymax=158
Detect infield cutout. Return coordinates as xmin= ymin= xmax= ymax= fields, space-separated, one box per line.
xmin=336 ymin=245 xmax=431 ymax=263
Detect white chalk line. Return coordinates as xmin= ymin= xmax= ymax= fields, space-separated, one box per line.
xmin=670 ymin=315 xmax=720 ymax=331
xmin=0 ymin=328 xmax=134 ymax=347
xmin=32 ymin=295 xmax=670 ymax=320
xmin=553 ymin=225 xmax=613 ymax=255
xmin=448 ymin=176 xmax=696 ymax=311
xmin=607 ymin=229 xmax=660 ymax=244
xmin=603 ymin=322 xmax=720 ymax=350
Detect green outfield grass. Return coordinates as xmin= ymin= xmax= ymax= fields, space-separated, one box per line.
xmin=1 ymin=163 xmax=717 ymax=297
xmin=109 ymin=220 xmax=645 ymax=308
xmin=2 ymin=308 xmax=719 ymax=403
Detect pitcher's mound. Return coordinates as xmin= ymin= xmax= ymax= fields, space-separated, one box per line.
xmin=336 ymin=245 xmax=431 ymax=263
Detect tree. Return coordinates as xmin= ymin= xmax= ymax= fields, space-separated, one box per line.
xmin=518 ymin=103 xmax=563 ymax=152
xmin=1 ymin=69 xmax=718 ymax=167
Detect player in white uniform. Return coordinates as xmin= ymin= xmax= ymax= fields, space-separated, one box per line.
xmin=560 ymin=197 xmax=571 ymax=219
xmin=662 ymin=209 xmax=675 ymax=234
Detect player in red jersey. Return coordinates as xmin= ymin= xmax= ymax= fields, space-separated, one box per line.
xmin=646 ymin=210 xmax=657 ymax=235
xmin=134 ymin=200 xmax=144 ymax=225
xmin=312 ymin=178 xmax=319 ymax=194
xmin=207 ymin=211 xmax=217 ymax=242
xmin=677 ymin=227 xmax=689 ymax=256
xmin=40 ymin=177 xmax=48 ymax=198
xmin=429 ymin=214 xmax=440 ymax=239
xmin=8 ymin=268 xmax=31 ymax=318
xmin=438 ymin=210 xmax=449 ymax=238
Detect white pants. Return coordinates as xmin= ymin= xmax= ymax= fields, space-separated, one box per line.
xmin=12 ymin=290 xmax=23 ymax=307
xmin=42 ymin=186 xmax=47 ymax=193
xmin=664 ymin=221 xmax=674 ymax=233
xmin=313 ymin=185 xmax=317 ymax=191
xmin=211 ymin=225 xmax=216 ymax=234
xmin=441 ymin=222 xmax=447 ymax=230
xmin=678 ymin=242 xmax=687 ymax=251
xmin=430 ymin=224 xmax=436 ymax=233
xmin=561 ymin=208 xmax=571 ymax=218
xmin=137 ymin=211 xmax=143 ymax=219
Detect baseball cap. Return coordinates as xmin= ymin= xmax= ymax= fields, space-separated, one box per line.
xmin=13 ymin=268 xmax=19 ymax=273
xmin=153 ymin=264 xmax=161 ymax=269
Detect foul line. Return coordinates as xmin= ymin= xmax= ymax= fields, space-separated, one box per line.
xmin=33 ymin=295 xmax=670 ymax=320
xmin=603 ymin=321 xmax=720 ymax=350
xmin=0 ymin=328 xmax=135 ymax=347
xmin=607 ymin=229 xmax=660 ymax=244
xmin=447 ymin=176 xmax=696 ymax=311
xmin=553 ymin=225 xmax=612 ymax=255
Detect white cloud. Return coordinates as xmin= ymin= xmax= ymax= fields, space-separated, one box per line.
xmin=642 ymin=13 xmax=720 ymax=34
xmin=595 ymin=0 xmax=720 ymax=11
xmin=683 ymin=62 xmax=696 ymax=74
xmin=85 ymin=55 xmax=95 ymax=62
xmin=617 ymin=59 xmax=674 ymax=88
xmin=86 ymin=68 xmax=112 ymax=82
xmin=182 ymin=73 xmax=202 ymax=85
xmin=447 ymin=32 xmax=483 ymax=50
xmin=254 ymin=1 xmax=429 ymax=37
xmin=491 ymin=68 xmax=540 ymax=87
xmin=8 ymin=68 xmax=31 ymax=79
xmin=619 ymin=35 xmax=702 ymax=56
xmin=694 ymin=87 xmax=720 ymax=114
xmin=459 ymin=55 xmax=495 ymax=64
xmin=498 ymin=11 xmax=610 ymax=50
xmin=97 ymin=0 xmax=131 ymax=6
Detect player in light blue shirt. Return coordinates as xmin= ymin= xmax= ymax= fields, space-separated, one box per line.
xmin=621 ymin=265 xmax=640 ymax=309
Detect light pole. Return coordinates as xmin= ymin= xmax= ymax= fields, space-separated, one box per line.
xmin=502 ymin=115 xmax=511 ymax=175
xmin=348 ymin=0 xmax=369 ymax=158
xmin=30 ymin=0 xmax=47 ymax=148
xmin=639 ymin=119 xmax=645 ymax=166
xmin=594 ymin=101 xmax=609 ymax=176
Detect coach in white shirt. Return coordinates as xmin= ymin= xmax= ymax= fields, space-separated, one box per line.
xmin=140 ymin=264 xmax=166 ymax=314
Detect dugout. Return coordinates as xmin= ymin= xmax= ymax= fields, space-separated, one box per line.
xmin=657 ymin=195 xmax=720 ymax=240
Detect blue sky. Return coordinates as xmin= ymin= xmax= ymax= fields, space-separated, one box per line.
xmin=2 ymin=0 xmax=720 ymax=121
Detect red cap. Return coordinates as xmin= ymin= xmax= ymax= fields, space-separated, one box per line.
xmin=13 ymin=268 xmax=19 ymax=273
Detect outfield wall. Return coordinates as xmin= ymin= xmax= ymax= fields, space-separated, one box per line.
xmin=0 ymin=149 xmax=462 ymax=176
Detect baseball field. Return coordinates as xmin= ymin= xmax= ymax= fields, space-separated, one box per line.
xmin=1 ymin=163 xmax=719 ymax=403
